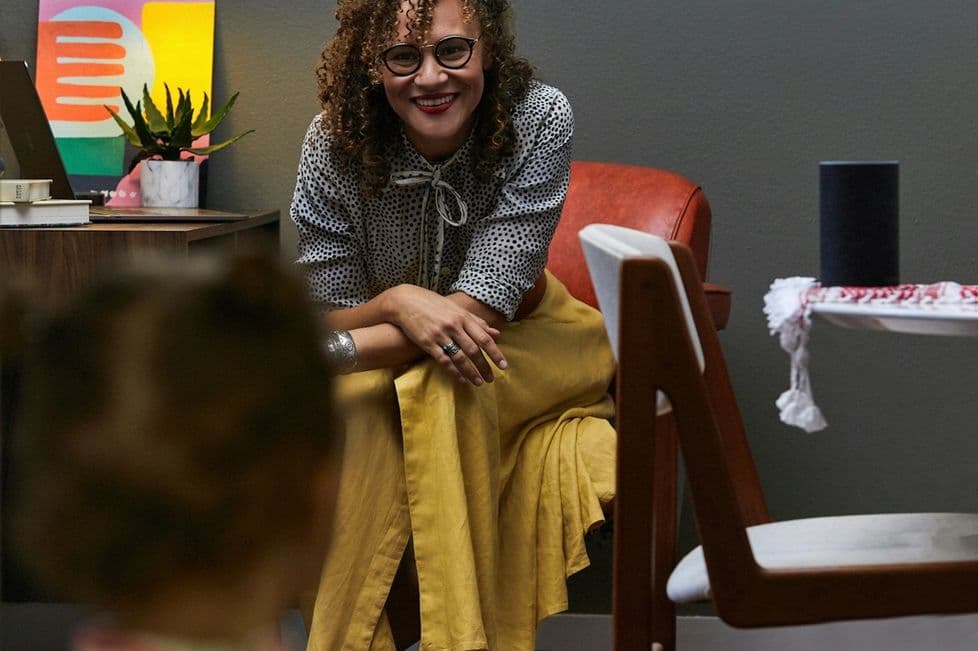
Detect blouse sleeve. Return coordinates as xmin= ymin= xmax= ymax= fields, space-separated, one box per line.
xmin=450 ymin=89 xmax=574 ymax=320
xmin=289 ymin=117 xmax=370 ymax=310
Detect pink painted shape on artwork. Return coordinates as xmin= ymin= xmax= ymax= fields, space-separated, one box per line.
xmin=39 ymin=0 xmax=208 ymax=24
xmin=107 ymin=165 xmax=142 ymax=206
xmin=40 ymin=0 xmax=142 ymax=25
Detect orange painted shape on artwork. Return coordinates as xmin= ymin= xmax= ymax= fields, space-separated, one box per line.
xmin=54 ymin=83 xmax=121 ymax=100
xmin=51 ymin=62 xmax=125 ymax=78
xmin=53 ymin=41 xmax=127 ymax=60
xmin=42 ymin=20 xmax=123 ymax=39
xmin=37 ymin=21 xmax=127 ymax=122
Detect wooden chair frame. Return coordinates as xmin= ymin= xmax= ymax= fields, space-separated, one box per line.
xmin=612 ymin=242 xmax=978 ymax=651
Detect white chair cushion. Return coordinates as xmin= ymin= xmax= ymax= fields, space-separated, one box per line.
xmin=667 ymin=512 xmax=978 ymax=603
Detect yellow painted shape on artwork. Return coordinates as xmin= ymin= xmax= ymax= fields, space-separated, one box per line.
xmin=141 ymin=2 xmax=215 ymax=114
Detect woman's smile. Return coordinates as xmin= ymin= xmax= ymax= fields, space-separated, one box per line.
xmin=414 ymin=93 xmax=457 ymax=113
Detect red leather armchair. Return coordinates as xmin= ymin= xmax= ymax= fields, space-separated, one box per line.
xmin=549 ymin=160 xmax=730 ymax=328
xmin=548 ymin=160 xmax=729 ymax=650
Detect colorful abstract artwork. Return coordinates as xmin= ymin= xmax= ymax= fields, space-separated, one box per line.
xmin=36 ymin=0 xmax=215 ymax=204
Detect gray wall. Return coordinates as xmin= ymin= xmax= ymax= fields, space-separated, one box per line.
xmin=4 ymin=1 xmax=978 ymax=615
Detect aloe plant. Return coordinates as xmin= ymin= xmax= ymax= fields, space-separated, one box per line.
xmin=105 ymin=84 xmax=254 ymax=161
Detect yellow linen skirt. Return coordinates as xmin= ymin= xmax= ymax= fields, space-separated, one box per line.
xmin=306 ymin=271 xmax=616 ymax=651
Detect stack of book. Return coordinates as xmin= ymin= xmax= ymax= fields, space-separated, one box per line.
xmin=0 ymin=179 xmax=90 ymax=227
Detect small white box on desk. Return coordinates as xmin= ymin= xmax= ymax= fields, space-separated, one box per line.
xmin=0 ymin=179 xmax=53 ymax=202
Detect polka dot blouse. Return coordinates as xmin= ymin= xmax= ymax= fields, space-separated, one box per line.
xmin=290 ymin=81 xmax=573 ymax=321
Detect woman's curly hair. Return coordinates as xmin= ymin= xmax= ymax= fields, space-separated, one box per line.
xmin=316 ymin=0 xmax=534 ymax=194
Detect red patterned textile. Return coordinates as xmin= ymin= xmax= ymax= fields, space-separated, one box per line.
xmin=800 ymin=282 xmax=978 ymax=308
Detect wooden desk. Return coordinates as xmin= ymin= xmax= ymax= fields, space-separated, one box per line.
xmin=0 ymin=209 xmax=279 ymax=602
xmin=0 ymin=210 xmax=279 ymax=303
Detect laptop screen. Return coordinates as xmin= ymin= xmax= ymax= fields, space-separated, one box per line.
xmin=0 ymin=60 xmax=75 ymax=200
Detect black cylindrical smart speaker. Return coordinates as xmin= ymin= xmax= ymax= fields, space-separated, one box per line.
xmin=819 ymin=161 xmax=899 ymax=287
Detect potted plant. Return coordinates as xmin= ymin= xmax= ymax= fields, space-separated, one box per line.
xmin=105 ymin=84 xmax=253 ymax=208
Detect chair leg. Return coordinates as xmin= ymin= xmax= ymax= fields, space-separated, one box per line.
xmin=613 ymin=411 xmax=680 ymax=650
xmin=650 ymin=414 xmax=679 ymax=651
xmin=612 ymin=401 xmax=656 ymax=650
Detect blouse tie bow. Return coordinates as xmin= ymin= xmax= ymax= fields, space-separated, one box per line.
xmin=391 ymin=152 xmax=469 ymax=289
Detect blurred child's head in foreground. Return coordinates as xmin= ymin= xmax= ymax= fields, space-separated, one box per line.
xmin=7 ymin=252 xmax=341 ymax=644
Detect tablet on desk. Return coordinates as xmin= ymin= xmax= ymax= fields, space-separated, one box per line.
xmin=89 ymin=206 xmax=250 ymax=222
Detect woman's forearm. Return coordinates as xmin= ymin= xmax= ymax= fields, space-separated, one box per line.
xmin=324 ymin=290 xmax=394 ymax=332
xmin=347 ymin=322 xmax=425 ymax=371
xmin=345 ymin=291 xmax=510 ymax=374
xmin=323 ymin=282 xmax=547 ymax=384
xmin=321 ymin=290 xmax=427 ymax=373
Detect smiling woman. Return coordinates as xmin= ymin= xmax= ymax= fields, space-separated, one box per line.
xmin=290 ymin=1 xmax=618 ymax=650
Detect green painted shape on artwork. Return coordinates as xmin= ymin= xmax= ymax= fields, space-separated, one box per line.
xmin=56 ymin=136 xmax=125 ymax=176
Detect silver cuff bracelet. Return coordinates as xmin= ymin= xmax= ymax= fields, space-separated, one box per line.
xmin=323 ymin=329 xmax=358 ymax=374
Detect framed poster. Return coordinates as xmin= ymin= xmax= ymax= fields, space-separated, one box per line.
xmin=36 ymin=0 xmax=215 ymax=205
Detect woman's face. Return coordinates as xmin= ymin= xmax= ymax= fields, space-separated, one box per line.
xmin=382 ymin=0 xmax=489 ymax=161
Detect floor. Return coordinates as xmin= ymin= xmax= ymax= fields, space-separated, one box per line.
xmin=7 ymin=605 xmax=978 ymax=650
xmin=0 ymin=604 xmax=309 ymax=651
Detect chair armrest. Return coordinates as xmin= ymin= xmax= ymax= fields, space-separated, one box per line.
xmin=704 ymin=282 xmax=731 ymax=330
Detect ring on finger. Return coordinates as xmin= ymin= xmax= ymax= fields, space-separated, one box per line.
xmin=442 ymin=340 xmax=462 ymax=357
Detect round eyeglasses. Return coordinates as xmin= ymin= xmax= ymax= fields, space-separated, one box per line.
xmin=381 ymin=35 xmax=480 ymax=76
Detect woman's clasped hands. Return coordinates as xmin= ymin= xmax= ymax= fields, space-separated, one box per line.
xmin=382 ymin=283 xmax=508 ymax=386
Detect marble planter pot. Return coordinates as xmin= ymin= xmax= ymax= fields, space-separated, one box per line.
xmin=140 ymin=159 xmax=199 ymax=208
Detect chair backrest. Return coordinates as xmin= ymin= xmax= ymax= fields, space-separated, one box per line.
xmin=614 ymin=234 xmax=771 ymax=541
xmin=580 ymin=225 xmax=704 ymax=417
xmin=549 ymin=161 xmax=712 ymax=309
xmin=579 ymin=224 xmax=704 ymax=371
